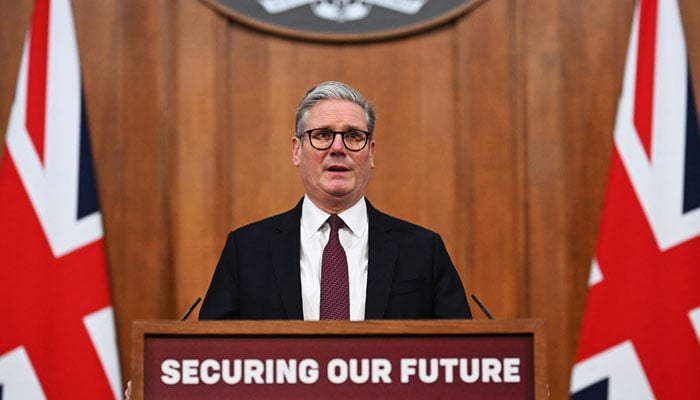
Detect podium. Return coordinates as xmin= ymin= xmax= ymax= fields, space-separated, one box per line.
xmin=131 ymin=319 xmax=547 ymax=399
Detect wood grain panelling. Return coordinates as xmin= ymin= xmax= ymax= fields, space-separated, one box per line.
xmin=458 ymin=0 xmax=524 ymax=321
xmin=2 ymin=0 xmax=700 ymax=398
xmin=169 ymin=0 xmax=232 ymax=323
xmin=522 ymin=2 xmax=572 ymax=398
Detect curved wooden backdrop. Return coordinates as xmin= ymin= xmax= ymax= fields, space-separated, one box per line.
xmin=2 ymin=0 xmax=700 ymax=398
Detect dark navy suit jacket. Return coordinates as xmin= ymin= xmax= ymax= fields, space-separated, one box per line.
xmin=199 ymin=198 xmax=471 ymax=320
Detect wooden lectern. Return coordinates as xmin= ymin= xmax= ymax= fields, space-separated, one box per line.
xmin=131 ymin=319 xmax=547 ymax=399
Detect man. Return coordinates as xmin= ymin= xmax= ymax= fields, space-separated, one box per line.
xmin=199 ymin=81 xmax=471 ymax=320
xmin=125 ymin=81 xmax=469 ymax=399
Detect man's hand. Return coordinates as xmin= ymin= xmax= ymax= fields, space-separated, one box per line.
xmin=124 ymin=380 xmax=132 ymax=399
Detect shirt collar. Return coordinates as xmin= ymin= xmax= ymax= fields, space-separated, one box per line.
xmin=301 ymin=195 xmax=368 ymax=238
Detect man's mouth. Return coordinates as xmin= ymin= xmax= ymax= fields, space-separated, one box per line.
xmin=327 ymin=165 xmax=350 ymax=172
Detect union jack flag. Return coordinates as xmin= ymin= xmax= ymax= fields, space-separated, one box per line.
xmin=0 ymin=0 xmax=121 ymax=398
xmin=570 ymin=0 xmax=700 ymax=398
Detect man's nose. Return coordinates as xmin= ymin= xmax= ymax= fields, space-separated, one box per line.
xmin=329 ymin=132 xmax=347 ymax=154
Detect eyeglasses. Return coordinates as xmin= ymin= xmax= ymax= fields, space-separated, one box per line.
xmin=303 ymin=128 xmax=371 ymax=151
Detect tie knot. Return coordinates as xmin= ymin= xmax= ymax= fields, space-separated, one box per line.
xmin=328 ymin=214 xmax=344 ymax=232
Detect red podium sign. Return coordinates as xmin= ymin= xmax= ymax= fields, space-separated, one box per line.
xmin=131 ymin=320 xmax=547 ymax=399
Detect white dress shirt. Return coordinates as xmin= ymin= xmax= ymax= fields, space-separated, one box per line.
xmin=299 ymin=195 xmax=369 ymax=321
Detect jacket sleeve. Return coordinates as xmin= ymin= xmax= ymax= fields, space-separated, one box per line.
xmin=199 ymin=232 xmax=240 ymax=320
xmin=431 ymin=233 xmax=472 ymax=319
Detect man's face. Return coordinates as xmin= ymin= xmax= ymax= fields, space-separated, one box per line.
xmin=292 ymin=99 xmax=375 ymax=213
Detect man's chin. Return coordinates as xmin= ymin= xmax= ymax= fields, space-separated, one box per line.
xmin=325 ymin=190 xmax=353 ymax=200
xmin=322 ymin=188 xmax=359 ymax=204
xmin=321 ymin=181 xmax=353 ymax=195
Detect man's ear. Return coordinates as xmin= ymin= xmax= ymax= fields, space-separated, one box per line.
xmin=292 ymin=136 xmax=301 ymax=167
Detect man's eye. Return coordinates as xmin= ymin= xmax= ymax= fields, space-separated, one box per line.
xmin=346 ymin=131 xmax=362 ymax=141
xmin=314 ymin=130 xmax=333 ymax=140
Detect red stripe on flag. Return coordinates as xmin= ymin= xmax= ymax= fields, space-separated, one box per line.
xmin=26 ymin=0 xmax=49 ymax=163
xmin=634 ymin=0 xmax=658 ymax=159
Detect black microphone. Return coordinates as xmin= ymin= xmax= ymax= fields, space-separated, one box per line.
xmin=180 ymin=297 xmax=202 ymax=321
xmin=470 ymin=294 xmax=494 ymax=320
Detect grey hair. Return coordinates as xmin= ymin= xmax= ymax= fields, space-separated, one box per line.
xmin=294 ymin=81 xmax=376 ymax=138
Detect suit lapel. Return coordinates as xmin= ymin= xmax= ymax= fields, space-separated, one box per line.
xmin=270 ymin=200 xmax=304 ymax=319
xmin=364 ymin=201 xmax=398 ymax=319
xmin=269 ymin=198 xmax=399 ymax=319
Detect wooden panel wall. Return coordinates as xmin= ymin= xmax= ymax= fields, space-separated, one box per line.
xmin=2 ymin=0 xmax=699 ymax=398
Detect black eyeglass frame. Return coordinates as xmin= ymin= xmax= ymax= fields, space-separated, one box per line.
xmin=302 ymin=128 xmax=372 ymax=152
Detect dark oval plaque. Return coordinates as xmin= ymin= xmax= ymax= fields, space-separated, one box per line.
xmin=200 ymin=0 xmax=483 ymax=42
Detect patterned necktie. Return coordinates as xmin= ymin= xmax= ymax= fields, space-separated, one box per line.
xmin=320 ymin=214 xmax=350 ymax=320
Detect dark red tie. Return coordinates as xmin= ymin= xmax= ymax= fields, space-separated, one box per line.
xmin=320 ymin=214 xmax=350 ymax=320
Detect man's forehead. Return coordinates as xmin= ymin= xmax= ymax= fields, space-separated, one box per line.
xmin=307 ymin=99 xmax=366 ymax=127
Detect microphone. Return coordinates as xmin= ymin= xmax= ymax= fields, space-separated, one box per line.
xmin=180 ymin=297 xmax=202 ymax=321
xmin=470 ymin=294 xmax=494 ymax=320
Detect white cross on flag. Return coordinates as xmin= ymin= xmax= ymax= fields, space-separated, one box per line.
xmin=570 ymin=0 xmax=700 ymax=398
xmin=0 ymin=0 xmax=122 ymax=398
